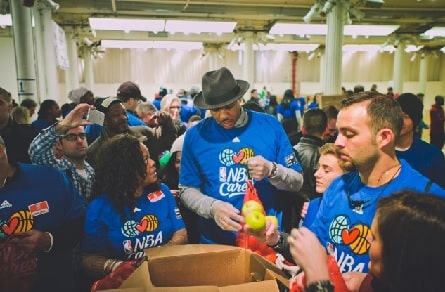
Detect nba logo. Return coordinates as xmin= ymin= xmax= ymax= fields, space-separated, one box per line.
xmin=219 ymin=167 xmax=226 ymax=182
xmin=123 ymin=240 xmax=133 ymax=254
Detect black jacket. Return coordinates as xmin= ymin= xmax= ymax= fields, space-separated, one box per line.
xmin=293 ymin=135 xmax=324 ymax=200
xmin=0 ymin=117 xmax=38 ymax=163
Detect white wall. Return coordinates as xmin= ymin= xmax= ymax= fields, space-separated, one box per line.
xmin=1 ymin=34 xmax=444 ymax=107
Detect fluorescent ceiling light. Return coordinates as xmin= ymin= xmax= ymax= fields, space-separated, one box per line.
xmin=269 ymin=23 xmax=327 ymax=36
xmin=89 ymin=18 xmax=165 ymax=32
xmin=89 ymin=18 xmax=236 ymax=35
xmin=101 ymin=40 xmax=202 ymax=50
xmin=229 ymin=43 xmax=319 ymax=52
xmin=0 ymin=14 xmax=12 ymax=26
xmin=422 ymin=27 xmax=445 ymax=38
xmin=165 ymin=20 xmax=236 ymax=34
xmin=344 ymin=25 xmax=399 ymax=37
xmin=270 ymin=23 xmax=398 ymax=37
xmin=261 ymin=43 xmax=319 ymax=52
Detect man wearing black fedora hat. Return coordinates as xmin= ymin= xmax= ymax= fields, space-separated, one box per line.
xmin=179 ymin=67 xmax=304 ymax=245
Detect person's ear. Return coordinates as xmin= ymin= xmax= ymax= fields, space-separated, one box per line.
xmin=377 ymin=128 xmax=394 ymax=148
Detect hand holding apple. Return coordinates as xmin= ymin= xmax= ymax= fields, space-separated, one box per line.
xmin=245 ymin=210 xmax=266 ymax=232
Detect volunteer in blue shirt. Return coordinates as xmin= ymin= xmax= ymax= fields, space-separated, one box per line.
xmin=82 ymin=134 xmax=186 ymax=280
xmin=179 ymin=67 xmax=304 ymax=245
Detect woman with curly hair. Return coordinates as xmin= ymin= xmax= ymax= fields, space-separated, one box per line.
xmin=81 ymin=133 xmax=187 ymax=281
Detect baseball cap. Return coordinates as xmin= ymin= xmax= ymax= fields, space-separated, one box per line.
xmin=94 ymin=96 xmax=122 ymax=114
xmin=117 ymin=81 xmax=147 ymax=102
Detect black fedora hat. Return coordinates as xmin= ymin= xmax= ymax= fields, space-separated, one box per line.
xmin=194 ymin=67 xmax=249 ymax=110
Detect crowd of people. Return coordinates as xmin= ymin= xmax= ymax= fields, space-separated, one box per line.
xmin=1 ymin=67 xmax=445 ymax=292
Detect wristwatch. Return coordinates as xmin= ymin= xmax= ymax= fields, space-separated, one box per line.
xmin=306 ymin=280 xmax=334 ymax=292
xmin=267 ymin=232 xmax=283 ymax=249
xmin=268 ymin=162 xmax=278 ymax=178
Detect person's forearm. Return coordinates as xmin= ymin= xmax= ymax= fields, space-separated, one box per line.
xmin=270 ymin=232 xmax=294 ymax=264
xmin=179 ymin=187 xmax=216 ymax=219
xmin=269 ymin=164 xmax=303 ymax=192
xmin=81 ymin=253 xmax=122 ymax=279
xmin=168 ymin=228 xmax=188 ymax=245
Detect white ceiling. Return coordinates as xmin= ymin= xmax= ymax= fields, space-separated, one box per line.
xmin=3 ymin=0 xmax=445 ymax=49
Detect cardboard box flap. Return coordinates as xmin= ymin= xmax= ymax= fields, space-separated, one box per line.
xmin=147 ymin=247 xmax=251 ymax=287
xmin=145 ymin=244 xmax=241 ymax=259
xmin=218 ymin=280 xmax=278 ymax=292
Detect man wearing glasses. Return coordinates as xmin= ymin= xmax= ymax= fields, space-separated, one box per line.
xmin=29 ymin=103 xmax=94 ymax=201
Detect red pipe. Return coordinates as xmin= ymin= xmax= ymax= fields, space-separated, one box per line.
xmin=291 ymin=52 xmax=298 ymax=94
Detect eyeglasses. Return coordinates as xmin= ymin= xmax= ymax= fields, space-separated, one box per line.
xmin=63 ymin=133 xmax=86 ymax=141
xmin=169 ymin=106 xmax=181 ymax=110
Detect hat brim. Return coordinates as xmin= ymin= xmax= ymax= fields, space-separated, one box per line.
xmin=139 ymin=96 xmax=147 ymax=102
xmin=193 ymin=80 xmax=249 ymax=110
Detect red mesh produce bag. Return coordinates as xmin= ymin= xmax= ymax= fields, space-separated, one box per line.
xmin=0 ymin=236 xmax=38 ymax=292
xmin=90 ymin=256 xmax=147 ymax=292
xmin=236 ymin=180 xmax=278 ymax=263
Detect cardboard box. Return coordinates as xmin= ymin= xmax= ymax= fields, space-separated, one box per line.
xmin=101 ymin=244 xmax=289 ymax=291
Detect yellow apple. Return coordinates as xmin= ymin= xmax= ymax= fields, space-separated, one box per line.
xmin=241 ymin=200 xmax=263 ymax=216
xmin=266 ymin=215 xmax=278 ymax=228
xmin=245 ymin=210 xmax=266 ymax=232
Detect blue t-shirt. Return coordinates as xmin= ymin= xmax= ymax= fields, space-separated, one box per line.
xmin=127 ymin=110 xmax=146 ymax=126
xmin=82 ymin=183 xmax=185 ymax=260
xmin=31 ymin=118 xmax=53 ymax=132
xmin=0 ymin=163 xmax=85 ymax=236
xmin=0 ymin=163 xmax=86 ymax=291
xmin=309 ymin=159 xmax=445 ymax=273
xmin=153 ymin=98 xmax=162 ymax=111
xmin=277 ymin=99 xmax=301 ymax=119
xmin=396 ymin=137 xmax=445 ymax=188
xmin=180 ymin=110 xmax=302 ymax=245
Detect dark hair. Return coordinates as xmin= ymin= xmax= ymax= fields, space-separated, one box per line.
xmin=268 ymin=95 xmax=278 ymax=106
xmin=353 ymin=84 xmax=365 ymax=93
xmin=340 ymin=92 xmax=404 ymax=140
xmin=243 ymin=101 xmax=264 ymax=112
xmin=61 ymin=103 xmax=76 ymax=118
xmin=0 ymin=87 xmax=12 ymax=103
xmin=91 ymin=134 xmax=147 ymax=221
xmin=323 ymin=105 xmax=339 ymax=120
xmin=303 ymin=108 xmax=327 ymax=136
xmin=20 ymin=98 xmax=37 ymax=108
xmin=187 ymin=114 xmax=202 ymax=124
xmin=160 ymin=153 xmax=179 ymax=190
xmin=376 ymin=190 xmax=445 ymax=291
xmin=281 ymin=89 xmax=295 ymax=109
xmin=37 ymin=99 xmax=58 ymax=118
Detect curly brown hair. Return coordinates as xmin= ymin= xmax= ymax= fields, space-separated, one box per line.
xmin=91 ymin=133 xmax=147 ymax=219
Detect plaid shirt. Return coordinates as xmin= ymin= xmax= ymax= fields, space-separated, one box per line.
xmin=28 ymin=124 xmax=94 ymax=201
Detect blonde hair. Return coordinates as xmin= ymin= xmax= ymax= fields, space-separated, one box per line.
xmin=319 ymin=143 xmax=346 ymax=171
xmin=11 ymin=106 xmax=30 ymax=124
xmin=160 ymin=94 xmax=181 ymax=113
